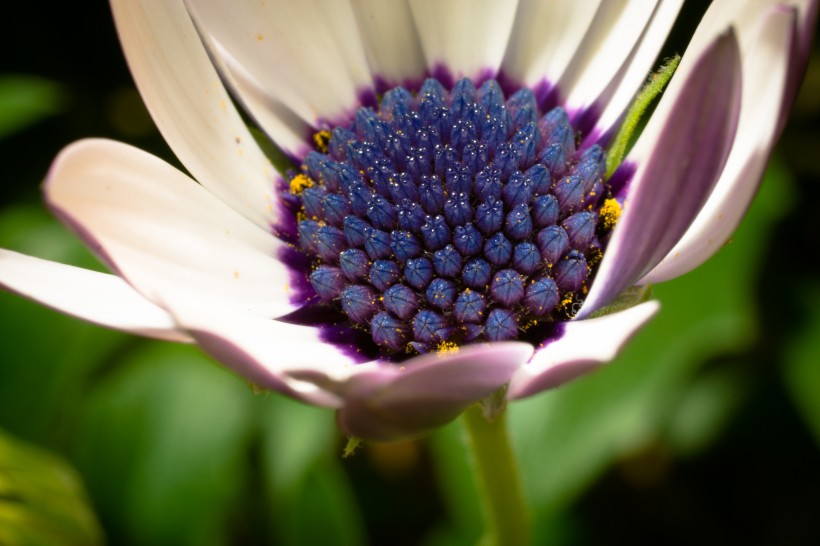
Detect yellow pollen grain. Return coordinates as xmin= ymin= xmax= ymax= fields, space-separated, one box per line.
xmin=256 ymin=34 xmax=265 ymax=41
xmin=557 ymin=293 xmax=575 ymax=315
xmin=599 ymin=198 xmax=622 ymax=231
xmin=233 ymin=271 xmax=240 ymax=279
xmin=436 ymin=341 xmax=459 ymax=356
xmin=313 ymin=129 xmax=331 ymax=153
xmin=289 ymin=174 xmax=314 ymax=195
xmin=522 ymin=319 xmax=539 ymax=331
xmin=587 ymin=247 xmax=603 ymax=267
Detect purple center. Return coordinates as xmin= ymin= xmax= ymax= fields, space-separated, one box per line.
xmin=281 ymin=77 xmax=617 ymax=355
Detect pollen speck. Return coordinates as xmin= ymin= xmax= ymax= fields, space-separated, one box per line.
xmin=289 ymin=174 xmax=314 ymax=195
xmin=599 ymin=198 xmax=621 ymax=231
xmin=256 ymin=34 xmax=264 ymax=41
xmin=557 ymin=293 xmax=575 ymax=317
xmin=313 ymin=130 xmax=331 ymax=153
xmin=436 ymin=341 xmax=459 ymax=356
xmin=233 ymin=271 xmax=239 ymax=279
xmin=587 ymin=247 xmax=603 ymax=267
xmin=522 ymin=319 xmax=539 ymax=331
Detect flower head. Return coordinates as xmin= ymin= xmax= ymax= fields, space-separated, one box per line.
xmin=1 ymin=0 xmax=815 ymax=440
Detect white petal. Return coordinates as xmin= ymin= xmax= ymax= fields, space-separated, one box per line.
xmin=409 ymin=0 xmax=519 ymax=79
xmin=170 ymin=306 xmax=359 ymax=408
xmin=592 ymin=0 xmax=685 ymax=138
xmin=685 ymin=0 xmax=811 ymax=59
xmin=507 ymin=301 xmax=659 ymax=400
xmin=171 ymin=300 xmax=532 ymax=440
xmin=208 ymin=40 xmax=310 ymax=158
xmin=660 ymin=0 xmax=813 ymax=119
xmin=185 ymin=0 xmax=372 ymax=126
xmin=336 ymin=342 xmax=534 ymax=440
xmin=0 ymin=249 xmax=190 ymax=343
xmin=642 ymin=6 xmax=796 ymax=283
xmin=559 ymin=1 xmax=658 ymax=113
xmin=111 ymin=0 xmax=277 ymax=228
xmin=501 ymin=0 xmax=600 ymax=86
xmin=46 ymin=139 xmax=302 ymax=319
xmin=350 ymin=0 xmax=427 ymax=86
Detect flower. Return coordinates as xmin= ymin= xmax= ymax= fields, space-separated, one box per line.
xmin=0 ymin=0 xmax=815 ymax=441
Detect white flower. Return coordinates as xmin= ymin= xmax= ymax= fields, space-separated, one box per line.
xmin=0 ymin=0 xmax=815 ymax=440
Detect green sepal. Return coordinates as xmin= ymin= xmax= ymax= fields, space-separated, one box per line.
xmin=606 ymin=55 xmax=680 ymax=178
xmin=588 ymin=284 xmax=654 ymax=319
xmin=342 ymin=437 xmax=362 ymax=458
xmin=479 ymin=386 xmax=509 ymax=422
xmin=249 ymin=126 xmax=297 ymax=175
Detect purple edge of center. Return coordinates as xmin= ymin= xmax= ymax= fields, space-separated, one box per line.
xmin=270 ymin=64 xmax=628 ymax=363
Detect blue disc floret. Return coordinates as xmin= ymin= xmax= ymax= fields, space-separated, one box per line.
xmin=286 ymin=77 xmax=621 ymax=355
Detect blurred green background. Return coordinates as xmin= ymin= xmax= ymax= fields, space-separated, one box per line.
xmin=1 ymin=3 xmax=819 ymax=545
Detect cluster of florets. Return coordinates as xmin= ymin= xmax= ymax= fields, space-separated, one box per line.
xmin=283 ymin=77 xmax=619 ymax=355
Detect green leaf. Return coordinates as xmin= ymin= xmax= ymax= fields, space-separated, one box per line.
xmin=0 ymin=429 xmax=103 ymax=546
xmin=74 ymin=343 xmax=254 ymax=546
xmin=259 ymin=396 xmax=365 ymax=546
xmin=0 ymin=75 xmax=66 ymax=139
xmin=270 ymin=459 xmax=365 ymax=546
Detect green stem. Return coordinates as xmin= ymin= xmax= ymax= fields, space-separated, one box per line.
xmin=461 ymin=401 xmax=530 ymax=546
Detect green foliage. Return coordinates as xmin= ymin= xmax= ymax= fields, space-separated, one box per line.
xmin=0 ymin=430 xmax=103 ymax=546
xmin=259 ymin=395 xmax=365 ymax=545
xmin=73 ymin=343 xmax=254 ymax=546
xmin=0 ymin=75 xmax=65 ymax=139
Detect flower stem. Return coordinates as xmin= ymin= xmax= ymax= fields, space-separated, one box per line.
xmin=461 ymin=401 xmax=530 ymax=546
